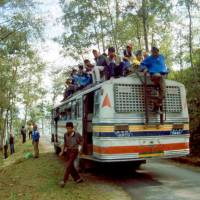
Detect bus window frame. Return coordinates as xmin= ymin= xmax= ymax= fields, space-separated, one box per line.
xmin=94 ymin=89 xmax=101 ymax=116
xmin=60 ymin=105 xmax=67 ymax=121
xmin=66 ymin=102 xmax=72 ymax=120
xmin=76 ymin=98 xmax=82 ymax=119
xmin=71 ymin=100 xmax=76 ymax=120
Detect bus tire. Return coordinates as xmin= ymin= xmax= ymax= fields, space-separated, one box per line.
xmin=132 ymin=160 xmax=146 ymax=169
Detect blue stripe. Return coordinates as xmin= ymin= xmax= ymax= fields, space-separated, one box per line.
xmin=94 ymin=130 xmax=189 ymax=137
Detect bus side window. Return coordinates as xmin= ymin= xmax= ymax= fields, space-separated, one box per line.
xmin=71 ymin=101 xmax=76 ymax=120
xmin=54 ymin=107 xmax=60 ymax=122
xmin=66 ymin=103 xmax=71 ymax=120
xmin=76 ymin=99 xmax=82 ymax=118
xmin=94 ymin=90 xmax=100 ymax=116
xmin=63 ymin=108 xmax=68 ymax=120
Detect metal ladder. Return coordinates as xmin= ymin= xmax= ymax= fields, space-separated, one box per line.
xmin=143 ymin=73 xmax=164 ymax=125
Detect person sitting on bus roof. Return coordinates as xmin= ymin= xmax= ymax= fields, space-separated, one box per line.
xmin=62 ymin=78 xmax=75 ymax=100
xmin=133 ymin=50 xmax=143 ymax=70
xmin=70 ymin=68 xmax=79 ymax=88
xmin=120 ymin=57 xmax=132 ymax=76
xmin=92 ymin=49 xmax=108 ymax=68
xmin=123 ymin=42 xmax=135 ymax=63
xmin=140 ymin=47 xmax=168 ymax=113
xmin=84 ymin=59 xmax=104 ymax=84
xmin=77 ymin=65 xmax=91 ymax=89
xmin=92 ymin=49 xmax=108 ymax=80
xmin=84 ymin=59 xmax=94 ymax=83
xmin=84 ymin=59 xmax=94 ymax=73
xmin=143 ymin=51 xmax=149 ymax=59
xmin=107 ymin=47 xmax=121 ymax=79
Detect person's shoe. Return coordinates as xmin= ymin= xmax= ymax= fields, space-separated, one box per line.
xmin=59 ymin=181 xmax=65 ymax=188
xmin=76 ymin=178 xmax=83 ymax=184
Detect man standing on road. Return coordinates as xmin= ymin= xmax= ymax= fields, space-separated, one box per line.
xmin=32 ymin=124 xmax=40 ymax=158
xmin=59 ymin=122 xmax=83 ymax=188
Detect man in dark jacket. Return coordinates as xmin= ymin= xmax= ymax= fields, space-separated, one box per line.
xmin=59 ymin=122 xmax=83 ymax=187
xmin=21 ymin=126 xmax=26 ymax=143
xmin=9 ymin=132 xmax=15 ymax=154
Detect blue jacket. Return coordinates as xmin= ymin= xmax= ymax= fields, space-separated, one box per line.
xmin=77 ymin=74 xmax=91 ymax=86
xmin=32 ymin=131 xmax=40 ymax=141
xmin=140 ymin=54 xmax=168 ymax=75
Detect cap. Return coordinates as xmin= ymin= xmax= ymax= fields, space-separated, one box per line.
xmin=108 ymin=47 xmax=115 ymax=53
xmin=151 ymin=46 xmax=159 ymax=52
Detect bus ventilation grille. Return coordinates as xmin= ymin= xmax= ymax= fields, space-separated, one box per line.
xmin=114 ymin=84 xmax=182 ymax=113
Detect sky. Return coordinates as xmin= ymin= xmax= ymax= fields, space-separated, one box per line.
xmin=34 ymin=0 xmax=77 ymax=89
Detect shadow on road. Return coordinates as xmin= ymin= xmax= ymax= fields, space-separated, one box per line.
xmin=83 ymin=162 xmax=162 ymax=188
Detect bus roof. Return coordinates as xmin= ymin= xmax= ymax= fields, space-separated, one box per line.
xmin=53 ymin=73 xmax=184 ymax=110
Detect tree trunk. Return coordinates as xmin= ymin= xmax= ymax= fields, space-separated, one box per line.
xmin=106 ymin=0 xmax=119 ymax=53
xmin=136 ymin=20 xmax=142 ymax=49
xmin=2 ymin=109 xmax=9 ymax=147
xmin=93 ymin=23 xmax=101 ymax=52
xmin=186 ymin=2 xmax=193 ymax=69
xmin=99 ymin=10 xmax=106 ymax=52
xmin=142 ymin=0 xmax=149 ymax=52
xmin=94 ymin=0 xmax=106 ymax=52
xmin=24 ymin=104 xmax=28 ymax=126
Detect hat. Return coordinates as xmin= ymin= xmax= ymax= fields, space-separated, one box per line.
xmin=108 ymin=47 xmax=115 ymax=53
xmin=151 ymin=46 xmax=159 ymax=52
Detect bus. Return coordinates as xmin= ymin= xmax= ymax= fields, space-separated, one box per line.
xmin=52 ymin=73 xmax=189 ymax=166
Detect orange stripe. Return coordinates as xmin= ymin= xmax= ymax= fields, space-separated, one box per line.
xmin=93 ymin=143 xmax=189 ymax=154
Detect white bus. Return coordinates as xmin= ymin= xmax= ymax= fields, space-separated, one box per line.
xmin=52 ymin=73 xmax=189 ymax=165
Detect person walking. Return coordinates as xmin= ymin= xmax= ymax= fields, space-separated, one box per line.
xmin=59 ymin=122 xmax=83 ymax=188
xmin=32 ymin=124 xmax=40 ymax=158
xmin=9 ymin=131 xmax=15 ymax=155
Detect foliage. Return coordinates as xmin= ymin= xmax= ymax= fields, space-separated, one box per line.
xmin=0 ymin=0 xmax=45 ymax=146
xmin=169 ymin=49 xmax=200 ymax=156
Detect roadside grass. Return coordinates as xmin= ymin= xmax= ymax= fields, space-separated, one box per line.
xmin=0 ymin=139 xmax=131 ymax=200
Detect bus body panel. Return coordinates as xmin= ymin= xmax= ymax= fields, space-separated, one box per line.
xmin=52 ymin=74 xmax=190 ymax=162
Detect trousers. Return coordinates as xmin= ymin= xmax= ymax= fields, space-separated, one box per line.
xmin=63 ymin=149 xmax=80 ymax=183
